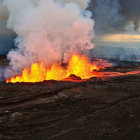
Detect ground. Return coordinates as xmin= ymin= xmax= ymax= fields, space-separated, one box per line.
xmin=0 ymin=58 xmax=140 ymax=140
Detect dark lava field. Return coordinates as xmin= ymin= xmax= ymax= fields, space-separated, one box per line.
xmin=0 ymin=58 xmax=140 ymax=140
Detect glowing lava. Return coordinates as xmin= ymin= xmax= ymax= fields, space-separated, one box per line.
xmin=6 ymin=54 xmax=104 ymax=83
xmin=6 ymin=54 xmax=140 ymax=83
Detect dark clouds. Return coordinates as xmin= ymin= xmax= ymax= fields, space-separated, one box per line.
xmin=88 ymin=0 xmax=140 ymax=33
xmin=119 ymin=0 xmax=140 ymax=31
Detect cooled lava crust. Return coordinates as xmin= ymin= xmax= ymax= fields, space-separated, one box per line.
xmin=0 ymin=58 xmax=140 ymax=140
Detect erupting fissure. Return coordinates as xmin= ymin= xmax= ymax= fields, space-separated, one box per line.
xmin=6 ymin=54 xmax=106 ymax=83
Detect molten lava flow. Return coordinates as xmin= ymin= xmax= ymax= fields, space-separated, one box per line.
xmin=6 ymin=54 xmax=103 ymax=83
xmin=6 ymin=54 xmax=140 ymax=83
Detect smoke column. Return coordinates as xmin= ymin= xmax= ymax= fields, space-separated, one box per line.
xmin=3 ymin=0 xmax=94 ymax=78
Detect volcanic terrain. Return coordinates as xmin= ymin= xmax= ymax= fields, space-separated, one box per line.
xmin=0 ymin=57 xmax=140 ymax=140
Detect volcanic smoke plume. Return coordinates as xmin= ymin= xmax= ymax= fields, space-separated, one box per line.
xmin=3 ymin=0 xmax=94 ymax=78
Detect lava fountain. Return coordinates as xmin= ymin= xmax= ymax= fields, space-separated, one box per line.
xmin=6 ymin=54 xmax=140 ymax=83
xmin=6 ymin=54 xmax=110 ymax=83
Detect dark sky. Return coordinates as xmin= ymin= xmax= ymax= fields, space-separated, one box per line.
xmin=88 ymin=0 xmax=140 ymax=33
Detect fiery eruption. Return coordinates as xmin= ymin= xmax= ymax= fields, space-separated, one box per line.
xmin=3 ymin=0 xmax=140 ymax=83
xmin=6 ymin=54 xmax=140 ymax=83
xmin=6 ymin=54 xmax=108 ymax=83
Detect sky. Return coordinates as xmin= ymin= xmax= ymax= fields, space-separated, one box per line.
xmin=88 ymin=0 xmax=140 ymax=52
xmin=0 ymin=0 xmax=140 ymax=58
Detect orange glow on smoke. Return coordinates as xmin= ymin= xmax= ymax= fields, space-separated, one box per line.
xmin=6 ymin=54 xmax=103 ymax=83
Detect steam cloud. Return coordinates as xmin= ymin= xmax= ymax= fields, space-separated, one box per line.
xmin=2 ymin=0 xmax=94 ymax=78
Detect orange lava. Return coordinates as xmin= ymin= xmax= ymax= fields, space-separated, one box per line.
xmin=100 ymin=70 xmax=140 ymax=77
xmin=6 ymin=54 xmax=140 ymax=83
xmin=6 ymin=54 xmax=104 ymax=83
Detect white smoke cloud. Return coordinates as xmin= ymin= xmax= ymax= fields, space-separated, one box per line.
xmin=3 ymin=0 xmax=94 ymax=78
xmin=57 ymin=0 xmax=90 ymax=9
xmin=0 ymin=0 xmax=89 ymax=20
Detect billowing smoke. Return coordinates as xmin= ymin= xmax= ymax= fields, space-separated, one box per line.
xmin=2 ymin=0 xmax=94 ymax=78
